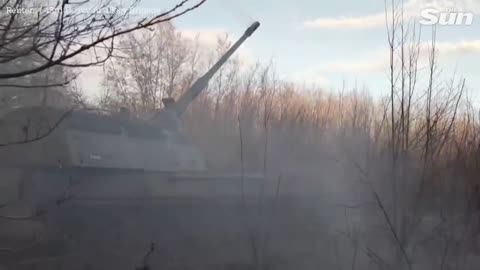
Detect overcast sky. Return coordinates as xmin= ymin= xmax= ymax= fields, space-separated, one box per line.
xmin=79 ymin=0 xmax=480 ymax=101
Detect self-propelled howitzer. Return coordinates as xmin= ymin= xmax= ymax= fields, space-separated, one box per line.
xmin=0 ymin=21 xmax=263 ymax=203
xmin=0 ymin=22 xmax=264 ymax=265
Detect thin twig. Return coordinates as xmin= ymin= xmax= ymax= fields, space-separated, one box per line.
xmin=0 ymin=107 xmax=74 ymax=147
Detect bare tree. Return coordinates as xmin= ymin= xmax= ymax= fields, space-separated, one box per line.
xmin=0 ymin=0 xmax=206 ymax=83
xmin=101 ymin=20 xmax=197 ymax=114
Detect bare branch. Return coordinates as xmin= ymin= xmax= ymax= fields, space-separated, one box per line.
xmin=0 ymin=107 xmax=74 ymax=147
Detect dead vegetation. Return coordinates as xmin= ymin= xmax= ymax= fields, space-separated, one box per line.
xmin=99 ymin=4 xmax=480 ymax=269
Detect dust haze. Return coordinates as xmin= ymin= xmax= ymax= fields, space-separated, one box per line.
xmin=0 ymin=1 xmax=479 ymax=270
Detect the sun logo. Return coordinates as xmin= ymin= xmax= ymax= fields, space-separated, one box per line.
xmin=419 ymin=8 xmax=475 ymax=26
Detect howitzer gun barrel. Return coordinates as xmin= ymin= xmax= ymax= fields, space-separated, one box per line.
xmin=172 ymin=21 xmax=260 ymax=116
